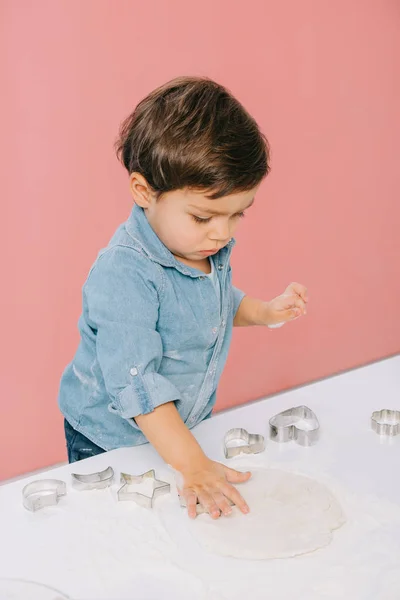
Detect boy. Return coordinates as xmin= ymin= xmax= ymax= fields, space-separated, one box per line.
xmin=59 ymin=76 xmax=308 ymax=519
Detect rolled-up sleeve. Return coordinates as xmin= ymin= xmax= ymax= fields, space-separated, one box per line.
xmin=85 ymin=246 xmax=181 ymax=424
xmin=232 ymin=286 xmax=246 ymax=317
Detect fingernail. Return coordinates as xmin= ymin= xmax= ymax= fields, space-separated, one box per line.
xmin=243 ymin=506 xmax=249 ymax=513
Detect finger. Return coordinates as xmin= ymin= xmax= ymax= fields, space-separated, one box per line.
xmin=212 ymin=491 xmax=233 ymax=516
xmin=223 ymin=466 xmax=252 ymax=484
xmin=183 ymin=490 xmax=198 ymax=520
xmin=289 ymin=282 xmax=308 ymax=303
xmin=285 ymin=308 xmax=302 ymax=321
xmin=219 ymin=481 xmax=250 ymax=514
xmin=197 ymin=491 xmax=221 ymax=519
xmin=281 ymin=295 xmax=306 ymax=316
xmin=293 ymin=297 xmax=306 ymax=316
xmin=285 ymin=294 xmax=306 ymax=310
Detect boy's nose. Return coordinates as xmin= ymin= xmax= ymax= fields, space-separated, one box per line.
xmin=209 ymin=221 xmax=231 ymax=243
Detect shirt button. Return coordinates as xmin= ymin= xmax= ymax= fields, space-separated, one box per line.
xmin=218 ymin=264 xmax=224 ymax=270
xmin=222 ymin=320 xmax=226 ymax=327
xmin=212 ymin=327 xmax=218 ymax=334
xmin=130 ymin=367 xmax=138 ymax=376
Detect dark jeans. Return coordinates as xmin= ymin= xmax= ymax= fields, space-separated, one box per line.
xmin=64 ymin=419 xmax=106 ymax=463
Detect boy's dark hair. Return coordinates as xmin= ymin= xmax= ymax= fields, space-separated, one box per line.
xmin=115 ymin=76 xmax=270 ymax=199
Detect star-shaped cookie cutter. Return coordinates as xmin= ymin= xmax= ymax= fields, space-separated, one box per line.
xmin=117 ymin=469 xmax=171 ymax=508
xmin=223 ymin=427 xmax=265 ymax=459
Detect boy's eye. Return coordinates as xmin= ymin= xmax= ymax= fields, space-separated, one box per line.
xmin=191 ymin=212 xmax=246 ymax=224
xmin=192 ymin=215 xmax=211 ymax=224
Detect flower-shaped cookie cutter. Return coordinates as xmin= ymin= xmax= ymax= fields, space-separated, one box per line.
xmin=223 ymin=427 xmax=265 ymax=459
xmin=269 ymin=405 xmax=320 ymax=446
xmin=117 ymin=469 xmax=170 ymax=508
xmin=22 ymin=479 xmax=67 ymax=512
xmin=71 ymin=466 xmax=114 ymax=491
xmin=371 ymin=409 xmax=400 ymax=436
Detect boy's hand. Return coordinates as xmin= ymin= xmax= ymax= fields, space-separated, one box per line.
xmin=178 ymin=459 xmax=251 ymax=519
xmin=263 ymin=282 xmax=308 ymax=326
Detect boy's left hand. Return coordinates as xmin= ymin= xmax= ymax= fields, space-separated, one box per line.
xmin=263 ymin=282 xmax=308 ymax=327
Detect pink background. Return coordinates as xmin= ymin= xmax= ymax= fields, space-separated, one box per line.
xmin=2 ymin=0 xmax=399 ymax=480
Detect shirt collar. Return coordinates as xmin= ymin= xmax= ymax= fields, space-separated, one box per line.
xmin=125 ymin=203 xmax=235 ymax=277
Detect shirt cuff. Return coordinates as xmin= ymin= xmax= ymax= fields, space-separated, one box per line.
xmin=115 ymin=368 xmax=182 ymax=420
xmin=232 ymin=286 xmax=246 ymax=317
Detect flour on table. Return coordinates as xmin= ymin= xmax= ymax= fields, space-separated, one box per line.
xmin=0 ymin=579 xmax=69 ymax=600
xmin=185 ymin=468 xmax=345 ymax=560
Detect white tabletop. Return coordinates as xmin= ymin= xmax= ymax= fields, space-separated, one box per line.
xmin=1 ymin=355 xmax=400 ymax=600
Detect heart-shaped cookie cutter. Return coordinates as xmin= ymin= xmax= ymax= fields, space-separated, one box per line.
xmin=371 ymin=409 xmax=400 ymax=436
xmin=269 ymin=405 xmax=319 ymax=446
xmin=223 ymin=427 xmax=265 ymax=459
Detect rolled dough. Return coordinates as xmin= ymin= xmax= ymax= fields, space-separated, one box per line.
xmin=187 ymin=468 xmax=346 ymax=559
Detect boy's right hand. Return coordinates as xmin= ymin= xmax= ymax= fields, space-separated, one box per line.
xmin=178 ymin=458 xmax=251 ymax=519
xmin=134 ymin=402 xmax=251 ymax=519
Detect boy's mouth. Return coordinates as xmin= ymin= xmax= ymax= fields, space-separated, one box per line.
xmin=198 ymin=249 xmax=219 ymax=256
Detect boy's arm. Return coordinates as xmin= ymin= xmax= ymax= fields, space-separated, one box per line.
xmin=135 ymin=402 xmax=206 ymax=472
xmin=233 ymin=296 xmax=271 ymax=326
xmin=233 ymin=283 xmax=308 ymax=327
xmin=135 ymin=402 xmax=250 ymax=519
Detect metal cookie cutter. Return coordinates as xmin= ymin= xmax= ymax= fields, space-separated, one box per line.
xmin=371 ymin=409 xmax=400 ymax=436
xmin=117 ymin=470 xmax=170 ymax=508
xmin=22 ymin=479 xmax=67 ymax=512
xmin=223 ymin=428 xmax=265 ymax=459
xmin=71 ymin=466 xmax=114 ymax=491
xmin=269 ymin=405 xmax=319 ymax=446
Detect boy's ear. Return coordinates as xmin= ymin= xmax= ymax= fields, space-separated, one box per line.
xmin=129 ymin=173 xmax=155 ymax=208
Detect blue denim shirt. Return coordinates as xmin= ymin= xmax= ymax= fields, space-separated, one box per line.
xmin=58 ymin=204 xmax=245 ymax=450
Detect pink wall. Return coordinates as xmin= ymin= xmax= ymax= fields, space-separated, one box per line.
xmin=1 ymin=0 xmax=399 ymax=480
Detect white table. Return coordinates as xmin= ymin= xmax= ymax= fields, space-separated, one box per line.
xmin=1 ymin=355 xmax=400 ymax=600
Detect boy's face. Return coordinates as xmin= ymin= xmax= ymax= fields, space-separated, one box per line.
xmin=131 ymin=174 xmax=258 ymax=265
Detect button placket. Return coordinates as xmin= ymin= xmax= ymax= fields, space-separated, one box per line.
xmin=188 ymin=250 xmax=231 ymax=425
